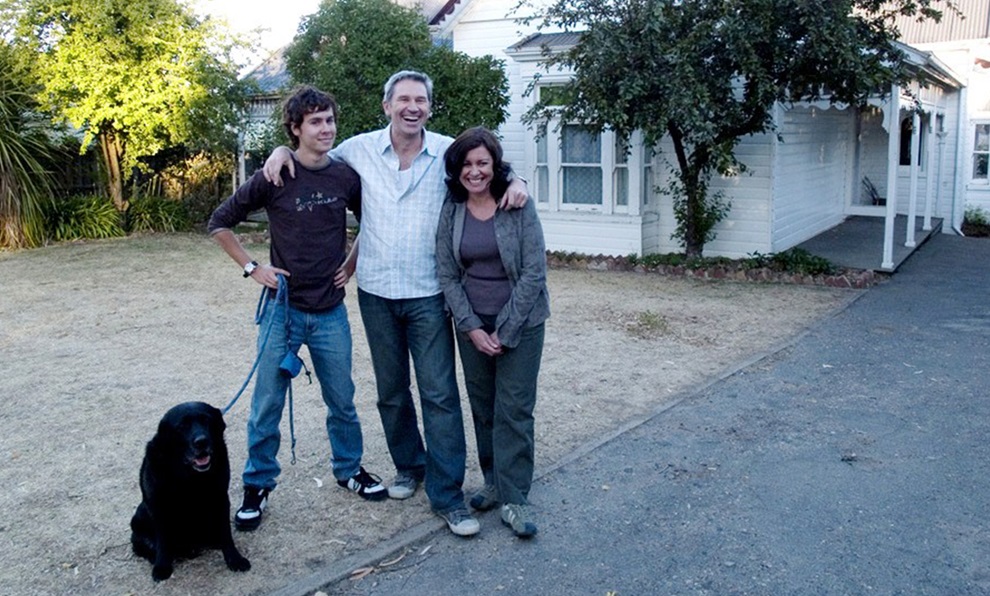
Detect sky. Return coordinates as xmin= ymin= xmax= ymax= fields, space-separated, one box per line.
xmin=192 ymin=0 xmax=322 ymax=64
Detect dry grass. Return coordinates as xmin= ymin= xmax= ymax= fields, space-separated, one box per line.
xmin=0 ymin=234 xmax=857 ymax=595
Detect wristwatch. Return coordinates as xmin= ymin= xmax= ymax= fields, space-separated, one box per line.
xmin=243 ymin=261 xmax=259 ymax=278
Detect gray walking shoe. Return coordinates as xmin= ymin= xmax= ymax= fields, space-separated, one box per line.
xmin=387 ymin=472 xmax=421 ymax=500
xmin=469 ymin=484 xmax=498 ymax=511
xmin=501 ymin=503 xmax=537 ymax=538
xmin=437 ymin=507 xmax=481 ymax=536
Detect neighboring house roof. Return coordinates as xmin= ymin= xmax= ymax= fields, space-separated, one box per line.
xmin=895 ymin=0 xmax=990 ymax=44
xmin=242 ymin=47 xmax=291 ymax=96
xmin=505 ymin=32 xmax=581 ymax=60
xmin=394 ymin=0 xmax=459 ymax=25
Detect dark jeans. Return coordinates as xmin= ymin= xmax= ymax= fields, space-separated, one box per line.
xmin=357 ymin=289 xmax=466 ymax=513
xmin=457 ymin=322 xmax=545 ymax=505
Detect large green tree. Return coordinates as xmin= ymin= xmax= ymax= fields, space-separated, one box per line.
xmin=9 ymin=0 xmax=246 ymax=210
xmin=285 ymin=0 xmax=508 ymax=140
xmin=523 ymin=0 xmax=955 ymax=258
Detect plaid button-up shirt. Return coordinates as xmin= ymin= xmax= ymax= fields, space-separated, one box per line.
xmin=332 ymin=125 xmax=453 ymax=299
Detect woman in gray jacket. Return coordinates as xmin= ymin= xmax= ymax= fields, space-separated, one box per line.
xmin=436 ymin=127 xmax=550 ymax=538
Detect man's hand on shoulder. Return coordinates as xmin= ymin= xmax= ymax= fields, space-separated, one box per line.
xmin=263 ymin=146 xmax=296 ymax=187
xmin=500 ymin=177 xmax=529 ymax=210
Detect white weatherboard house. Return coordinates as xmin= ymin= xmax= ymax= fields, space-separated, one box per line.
xmin=429 ymin=0 xmax=989 ymax=270
xmin=242 ymin=0 xmax=988 ymax=270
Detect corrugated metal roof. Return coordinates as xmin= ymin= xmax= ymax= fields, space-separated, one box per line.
xmin=895 ymin=0 xmax=989 ymax=43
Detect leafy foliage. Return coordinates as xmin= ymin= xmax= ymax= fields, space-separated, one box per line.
xmin=964 ymin=205 xmax=990 ymax=226
xmin=0 ymin=42 xmax=57 ymax=249
xmin=625 ymin=247 xmax=837 ymax=276
xmin=41 ymin=195 xmax=125 ymax=241
xmin=522 ymin=0 xmax=954 ymax=258
xmin=126 ymin=196 xmax=189 ymax=233
xmin=9 ymin=0 xmax=248 ymax=209
xmin=285 ymin=0 xmax=509 ymax=140
xmin=743 ymin=249 xmax=838 ymax=276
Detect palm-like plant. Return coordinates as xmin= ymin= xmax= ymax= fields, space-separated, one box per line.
xmin=0 ymin=44 xmax=55 ymax=249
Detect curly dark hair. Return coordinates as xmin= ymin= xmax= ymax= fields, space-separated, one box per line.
xmin=444 ymin=127 xmax=511 ymax=203
xmin=282 ymin=85 xmax=339 ymax=149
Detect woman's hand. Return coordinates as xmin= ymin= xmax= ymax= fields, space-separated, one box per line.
xmin=468 ymin=328 xmax=503 ymax=356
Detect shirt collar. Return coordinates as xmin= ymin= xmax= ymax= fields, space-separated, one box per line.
xmin=378 ymin=124 xmax=443 ymax=158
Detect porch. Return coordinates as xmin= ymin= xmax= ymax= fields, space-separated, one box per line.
xmin=796 ymin=215 xmax=944 ymax=273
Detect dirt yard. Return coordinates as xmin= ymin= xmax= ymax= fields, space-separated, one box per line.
xmin=0 ymin=234 xmax=860 ymax=595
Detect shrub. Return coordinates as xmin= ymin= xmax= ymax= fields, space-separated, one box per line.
xmin=964 ymin=205 xmax=990 ymax=227
xmin=42 ymin=194 xmax=125 ymax=241
xmin=744 ymin=248 xmax=837 ymax=276
xmin=127 ymin=196 xmax=189 ymax=233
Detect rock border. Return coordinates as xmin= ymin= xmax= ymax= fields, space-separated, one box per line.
xmin=546 ymin=253 xmax=884 ymax=289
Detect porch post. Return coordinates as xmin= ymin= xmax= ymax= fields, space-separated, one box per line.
xmin=882 ymin=85 xmax=900 ymax=270
xmin=906 ymin=110 xmax=921 ymax=247
xmin=923 ymin=111 xmax=936 ymax=231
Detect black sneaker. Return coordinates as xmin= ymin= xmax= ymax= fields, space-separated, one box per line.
xmin=235 ymin=486 xmax=270 ymax=532
xmin=337 ymin=467 xmax=387 ymax=501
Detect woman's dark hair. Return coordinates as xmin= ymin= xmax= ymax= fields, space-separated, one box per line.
xmin=282 ymin=85 xmax=339 ymax=149
xmin=444 ymin=127 xmax=512 ymax=203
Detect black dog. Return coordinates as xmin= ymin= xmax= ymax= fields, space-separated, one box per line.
xmin=130 ymin=401 xmax=250 ymax=582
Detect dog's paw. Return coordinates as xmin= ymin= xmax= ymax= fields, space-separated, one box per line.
xmin=151 ymin=563 xmax=174 ymax=582
xmin=226 ymin=553 xmax=251 ymax=573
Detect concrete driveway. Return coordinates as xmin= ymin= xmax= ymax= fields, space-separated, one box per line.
xmin=287 ymin=233 xmax=990 ymax=596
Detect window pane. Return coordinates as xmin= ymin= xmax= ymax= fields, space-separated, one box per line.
xmin=536 ymin=124 xmax=547 ymax=162
xmin=899 ymin=117 xmax=923 ymax=167
xmin=975 ymin=154 xmax=989 ymax=179
xmin=563 ymin=167 xmax=602 ymax=204
xmin=537 ymin=166 xmax=549 ymax=203
xmin=976 ymin=124 xmax=990 ymax=152
xmin=615 ymin=168 xmax=628 ymax=206
xmin=562 ymin=125 xmax=600 ymax=163
xmin=615 ymin=135 xmax=629 ymax=165
xmin=642 ymin=165 xmax=653 ymax=205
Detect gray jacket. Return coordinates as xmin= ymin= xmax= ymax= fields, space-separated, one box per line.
xmin=436 ymin=197 xmax=550 ymax=349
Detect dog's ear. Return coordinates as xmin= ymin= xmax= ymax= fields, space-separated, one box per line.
xmin=209 ymin=405 xmax=226 ymax=434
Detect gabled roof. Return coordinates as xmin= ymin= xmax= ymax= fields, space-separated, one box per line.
xmin=894 ymin=0 xmax=990 ymax=44
xmin=241 ymin=47 xmax=291 ymax=96
xmin=394 ymin=0 xmax=461 ymax=26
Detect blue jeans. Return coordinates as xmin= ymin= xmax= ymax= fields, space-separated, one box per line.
xmin=243 ymin=299 xmax=364 ymax=490
xmin=357 ymin=289 xmax=466 ymax=513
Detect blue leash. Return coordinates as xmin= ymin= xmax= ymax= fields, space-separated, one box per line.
xmin=222 ymin=274 xmax=309 ymax=464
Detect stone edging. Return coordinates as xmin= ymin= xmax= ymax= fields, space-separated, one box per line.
xmin=546 ymin=254 xmax=884 ymax=289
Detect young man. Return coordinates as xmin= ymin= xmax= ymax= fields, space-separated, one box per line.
xmin=264 ymin=71 xmax=528 ymax=536
xmin=209 ymin=85 xmax=386 ymax=532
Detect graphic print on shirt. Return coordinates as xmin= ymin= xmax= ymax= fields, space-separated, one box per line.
xmin=296 ymin=191 xmax=341 ymax=212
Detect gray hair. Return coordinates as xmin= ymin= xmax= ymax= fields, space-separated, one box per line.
xmin=382 ymin=70 xmax=434 ymax=105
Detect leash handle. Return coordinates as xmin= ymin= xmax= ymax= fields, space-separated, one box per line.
xmin=222 ymin=275 xmax=288 ymax=415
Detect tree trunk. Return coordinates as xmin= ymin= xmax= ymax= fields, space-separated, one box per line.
xmin=98 ymin=128 xmax=126 ymax=211
xmin=668 ymin=122 xmax=706 ymax=259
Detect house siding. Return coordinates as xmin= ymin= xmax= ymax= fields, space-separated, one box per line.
xmin=449 ymin=0 xmax=538 ymax=170
xmin=769 ymin=105 xmax=852 ymax=251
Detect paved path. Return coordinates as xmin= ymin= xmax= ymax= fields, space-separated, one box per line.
xmin=303 ymin=234 xmax=990 ymax=596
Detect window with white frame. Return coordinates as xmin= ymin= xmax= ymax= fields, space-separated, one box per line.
xmin=561 ymin=124 xmax=602 ymax=207
xmin=531 ymin=86 xmax=645 ymax=214
xmin=973 ymin=123 xmax=989 ymax=182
